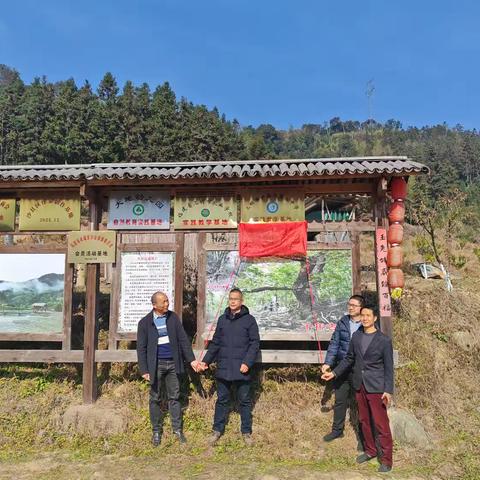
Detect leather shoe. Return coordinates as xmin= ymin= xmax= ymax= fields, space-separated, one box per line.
xmin=356 ymin=453 xmax=376 ymax=464
xmin=173 ymin=431 xmax=187 ymax=444
xmin=152 ymin=431 xmax=161 ymax=447
xmin=323 ymin=431 xmax=344 ymax=442
xmin=378 ymin=464 xmax=392 ymax=473
xmin=208 ymin=430 xmax=222 ymax=446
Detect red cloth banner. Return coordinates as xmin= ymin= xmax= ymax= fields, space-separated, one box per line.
xmin=239 ymin=221 xmax=307 ymax=258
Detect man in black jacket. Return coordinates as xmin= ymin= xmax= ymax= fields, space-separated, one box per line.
xmin=199 ymin=288 xmax=260 ymax=446
xmin=137 ymin=291 xmax=199 ymax=447
xmin=322 ymin=294 xmax=365 ymax=442
xmin=322 ymin=306 xmax=394 ymax=473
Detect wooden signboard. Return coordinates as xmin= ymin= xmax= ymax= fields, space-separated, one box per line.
xmin=0 ymin=199 xmax=16 ymax=231
xmin=241 ymin=194 xmax=305 ymax=223
xmin=19 ymin=195 xmax=80 ymax=231
xmin=67 ymin=231 xmax=117 ymax=263
xmin=174 ymin=196 xmax=237 ymax=229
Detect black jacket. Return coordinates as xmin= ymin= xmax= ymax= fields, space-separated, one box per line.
xmin=203 ymin=305 xmax=260 ymax=381
xmin=333 ymin=329 xmax=394 ymax=394
xmin=136 ymin=310 xmax=195 ymax=384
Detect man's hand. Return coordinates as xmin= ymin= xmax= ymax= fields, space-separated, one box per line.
xmin=197 ymin=361 xmax=208 ymax=372
xmin=321 ymin=371 xmax=335 ymax=381
xmin=190 ymin=360 xmax=200 ymax=372
xmin=142 ymin=373 xmax=150 ymax=382
xmin=321 ymin=364 xmax=331 ymax=374
xmin=240 ymin=363 xmax=249 ymax=374
xmin=381 ymin=392 xmax=392 ymax=407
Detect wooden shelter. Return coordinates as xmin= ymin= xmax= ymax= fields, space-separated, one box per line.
xmin=0 ymin=157 xmax=428 ymax=403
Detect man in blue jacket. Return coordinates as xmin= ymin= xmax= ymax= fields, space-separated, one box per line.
xmin=199 ymin=288 xmax=260 ymax=446
xmin=137 ymin=291 xmax=199 ymax=447
xmin=321 ymin=294 xmax=365 ymax=442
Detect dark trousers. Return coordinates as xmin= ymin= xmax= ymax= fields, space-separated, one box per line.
xmin=213 ymin=378 xmax=252 ymax=434
xmin=356 ymin=384 xmax=393 ymax=467
xmin=149 ymin=359 xmax=182 ymax=433
xmin=332 ymin=373 xmax=355 ymax=433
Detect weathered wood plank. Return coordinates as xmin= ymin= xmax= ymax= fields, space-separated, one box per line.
xmin=0 ymin=349 xmax=399 ymax=365
xmin=0 ymin=333 xmax=63 ymax=342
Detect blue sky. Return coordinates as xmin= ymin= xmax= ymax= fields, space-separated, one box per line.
xmin=1 ymin=0 xmax=479 ymax=130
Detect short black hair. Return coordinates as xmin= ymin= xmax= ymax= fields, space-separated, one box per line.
xmin=361 ymin=305 xmax=378 ymax=317
xmin=229 ymin=288 xmax=243 ymax=297
xmin=349 ymin=295 xmax=365 ymax=307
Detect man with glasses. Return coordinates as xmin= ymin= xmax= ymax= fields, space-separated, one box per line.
xmin=321 ymin=294 xmax=365 ymax=443
xmin=198 ymin=288 xmax=260 ymax=446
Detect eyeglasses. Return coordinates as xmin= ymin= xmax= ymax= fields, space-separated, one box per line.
xmin=347 ymin=303 xmax=362 ymax=308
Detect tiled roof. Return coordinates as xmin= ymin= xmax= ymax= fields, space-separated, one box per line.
xmin=0 ymin=157 xmax=428 ymax=182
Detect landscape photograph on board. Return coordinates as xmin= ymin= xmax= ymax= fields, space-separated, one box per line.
xmin=205 ymin=250 xmax=352 ymax=338
xmin=0 ymin=253 xmax=65 ymax=333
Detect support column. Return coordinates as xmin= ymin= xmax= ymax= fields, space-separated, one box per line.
xmin=82 ymin=190 xmax=101 ymax=403
xmin=374 ymin=178 xmax=393 ymax=339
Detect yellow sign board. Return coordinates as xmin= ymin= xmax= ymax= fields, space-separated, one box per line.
xmin=19 ymin=195 xmax=81 ymax=231
xmin=174 ymin=196 xmax=237 ymax=229
xmin=67 ymin=231 xmax=117 ymax=264
xmin=0 ymin=199 xmax=16 ymax=231
xmin=241 ymin=194 xmax=305 ymax=222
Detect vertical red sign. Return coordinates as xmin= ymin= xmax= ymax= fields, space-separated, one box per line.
xmin=375 ymin=228 xmax=392 ymax=317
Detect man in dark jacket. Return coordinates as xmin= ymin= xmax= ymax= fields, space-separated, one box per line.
xmin=199 ymin=288 xmax=260 ymax=446
xmin=137 ymin=291 xmax=199 ymax=447
xmin=322 ymin=306 xmax=394 ymax=473
xmin=322 ymin=295 xmax=365 ymax=442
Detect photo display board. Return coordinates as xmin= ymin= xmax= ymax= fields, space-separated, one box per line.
xmin=0 ymin=253 xmax=65 ymax=333
xmin=118 ymin=251 xmax=175 ymax=332
xmin=204 ymin=250 xmax=352 ymax=338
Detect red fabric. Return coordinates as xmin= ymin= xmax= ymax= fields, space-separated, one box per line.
xmin=239 ymin=221 xmax=307 ymax=258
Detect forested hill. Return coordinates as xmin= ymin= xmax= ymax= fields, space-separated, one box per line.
xmin=1 ymin=66 xmax=479 ymax=209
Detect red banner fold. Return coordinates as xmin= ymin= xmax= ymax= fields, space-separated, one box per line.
xmin=239 ymin=221 xmax=307 ymax=258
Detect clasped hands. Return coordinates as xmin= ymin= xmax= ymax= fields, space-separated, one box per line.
xmin=190 ymin=361 xmax=250 ymax=374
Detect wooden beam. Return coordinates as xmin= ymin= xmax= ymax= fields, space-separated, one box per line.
xmin=0 ymin=333 xmax=63 ymax=342
xmin=307 ymin=221 xmax=375 ymax=232
xmin=351 ymin=232 xmax=361 ymax=294
xmin=0 ymin=349 xmax=398 ymax=365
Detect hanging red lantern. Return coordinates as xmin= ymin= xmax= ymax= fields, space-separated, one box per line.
xmin=387 ymin=245 xmax=403 ymax=267
xmin=388 ymin=201 xmax=405 ymax=223
xmin=387 ymin=223 xmax=404 ymax=245
xmin=388 ymin=268 xmax=405 ymax=288
xmin=391 ymin=177 xmax=408 ymax=200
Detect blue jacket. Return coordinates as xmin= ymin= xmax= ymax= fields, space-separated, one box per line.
xmin=324 ymin=314 xmax=359 ymax=368
xmin=203 ymin=305 xmax=260 ymax=381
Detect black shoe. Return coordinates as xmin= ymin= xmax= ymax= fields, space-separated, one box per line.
xmin=173 ymin=431 xmax=187 ymax=444
xmin=323 ymin=431 xmax=344 ymax=442
xmin=378 ymin=464 xmax=392 ymax=473
xmin=356 ymin=453 xmax=376 ymax=464
xmin=152 ymin=431 xmax=161 ymax=447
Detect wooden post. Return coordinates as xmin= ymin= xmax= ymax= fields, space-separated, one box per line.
xmin=374 ymin=178 xmax=393 ymax=339
xmin=351 ymin=232 xmax=361 ymax=294
xmin=82 ymin=191 xmax=101 ymax=404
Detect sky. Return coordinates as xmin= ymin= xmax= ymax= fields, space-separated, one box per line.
xmin=1 ymin=0 xmax=479 ymax=130
xmin=0 ymin=254 xmax=65 ymax=282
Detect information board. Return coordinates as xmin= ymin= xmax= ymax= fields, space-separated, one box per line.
xmin=118 ymin=251 xmax=175 ymax=332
